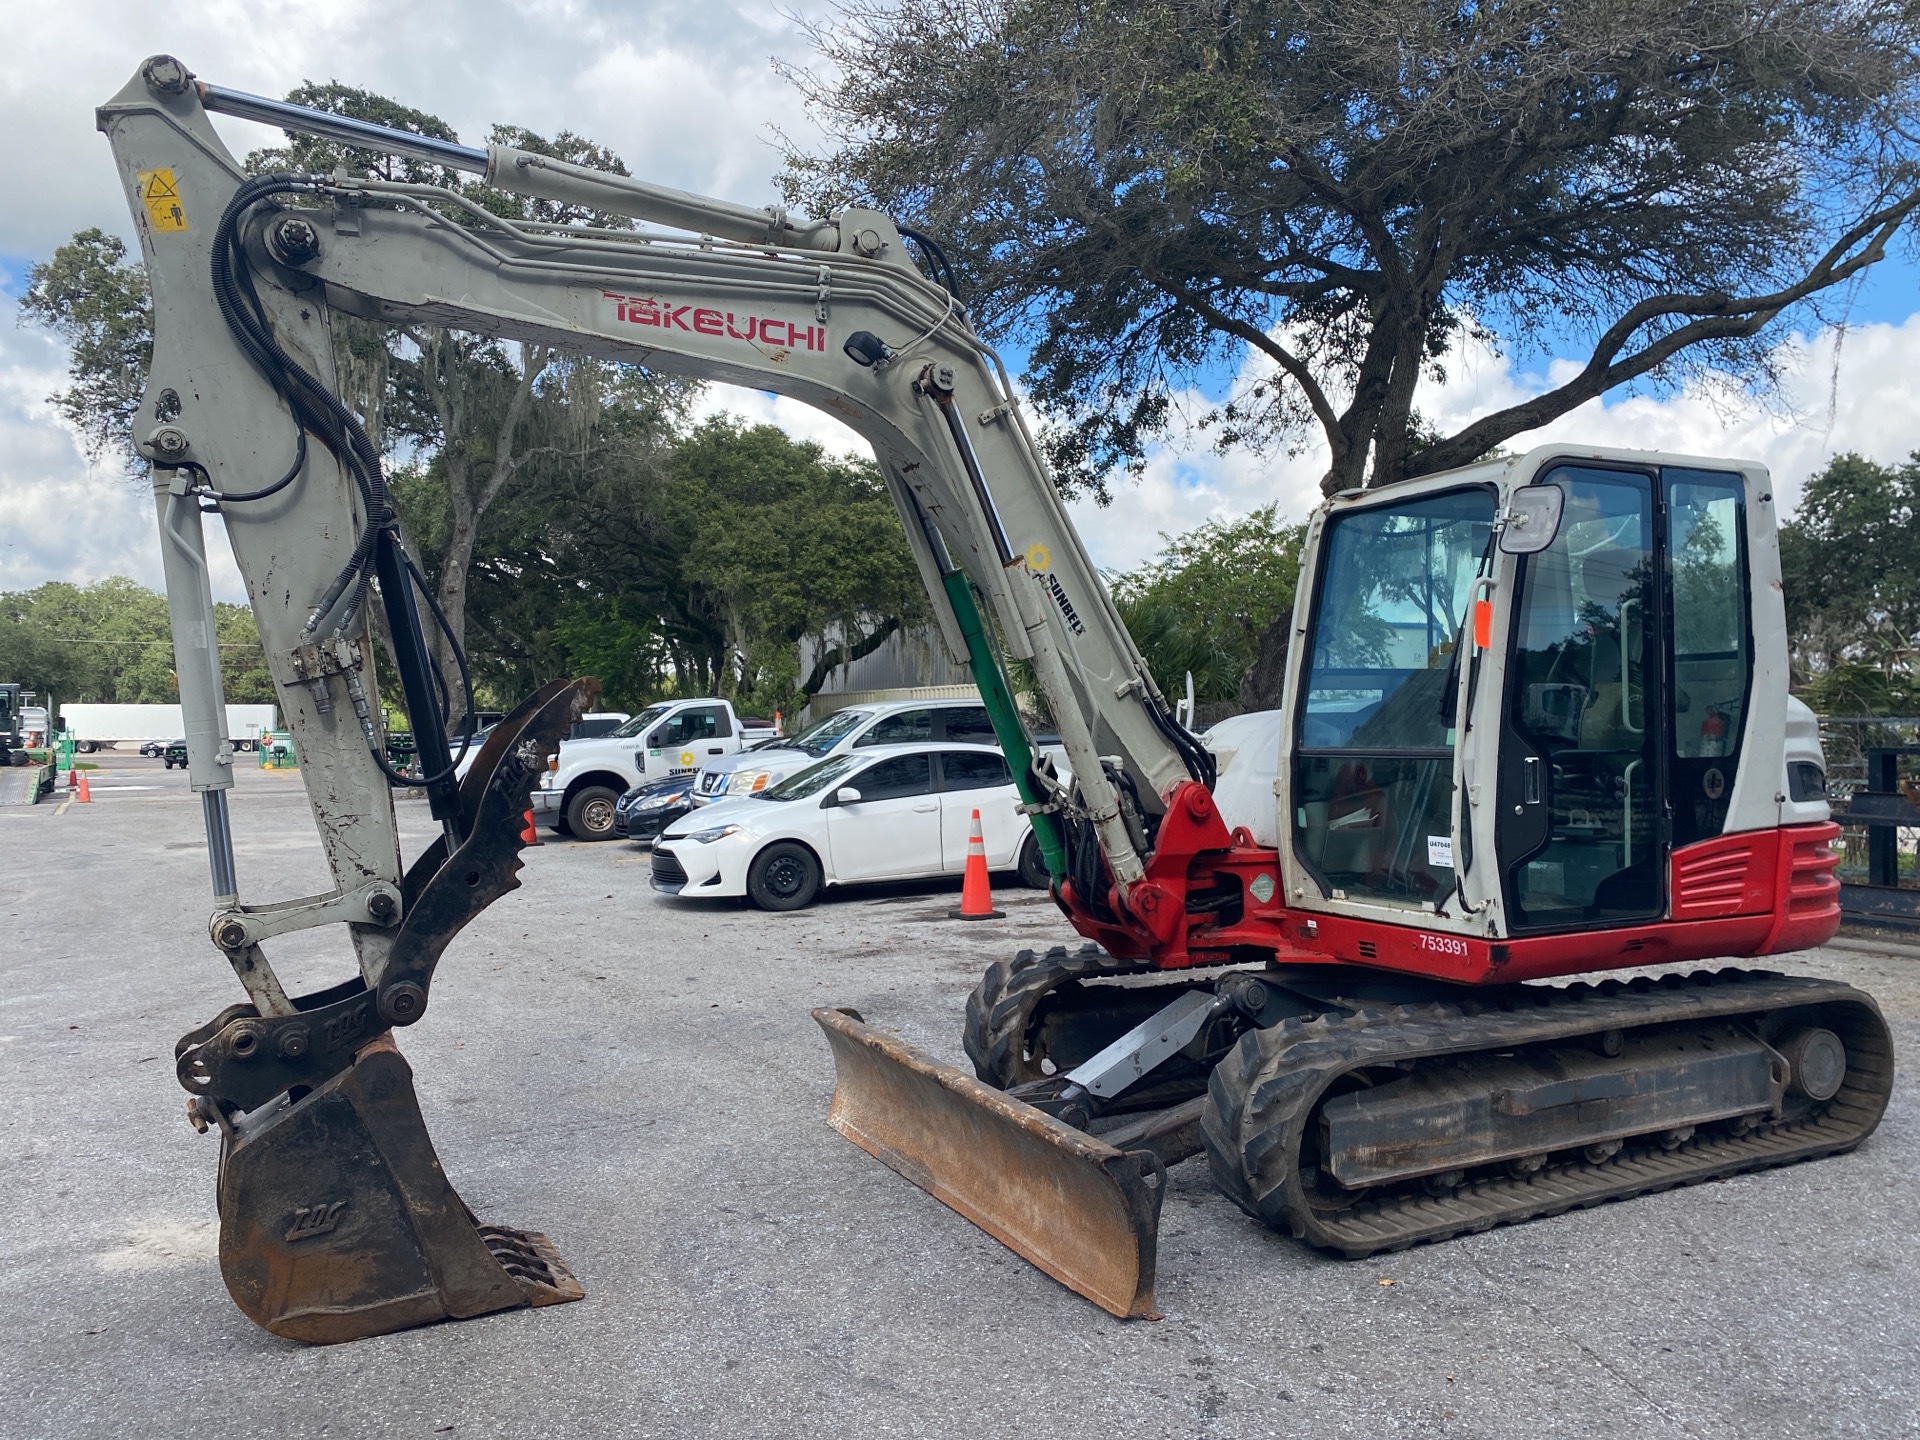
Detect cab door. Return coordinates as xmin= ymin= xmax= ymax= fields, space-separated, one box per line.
xmin=1496 ymin=466 xmax=1663 ymax=930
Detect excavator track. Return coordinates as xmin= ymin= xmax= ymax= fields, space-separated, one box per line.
xmin=963 ymin=943 xmax=1153 ymax=1086
xmin=1203 ymin=969 xmax=1894 ymax=1258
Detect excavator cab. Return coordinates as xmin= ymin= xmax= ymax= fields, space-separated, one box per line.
xmin=1284 ymin=453 xmax=1779 ymax=945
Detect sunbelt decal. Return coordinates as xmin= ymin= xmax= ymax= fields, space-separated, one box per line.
xmin=603 ymin=292 xmax=826 ymax=352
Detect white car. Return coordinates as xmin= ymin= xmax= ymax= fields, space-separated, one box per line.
xmin=651 ymin=741 xmax=1051 ymax=910
xmin=691 ymin=697 xmax=1065 ymax=806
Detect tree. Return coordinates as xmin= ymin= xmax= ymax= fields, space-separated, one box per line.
xmin=664 ymin=418 xmax=929 ymax=707
xmin=0 ymin=578 xmax=275 ymax=705
xmin=786 ymin=0 xmax=1920 ymax=498
xmin=448 ymin=416 xmax=929 ymax=715
xmin=18 ymin=231 xmax=152 ymax=472
xmin=1779 ymin=451 xmax=1920 ymax=701
xmin=1110 ymin=505 xmax=1305 ymax=705
xmin=244 ymin=85 xmax=665 ymax=722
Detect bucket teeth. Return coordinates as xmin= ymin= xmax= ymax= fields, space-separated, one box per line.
xmin=215 ymin=1036 xmax=582 ymax=1344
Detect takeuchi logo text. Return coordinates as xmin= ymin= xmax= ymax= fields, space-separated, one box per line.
xmin=602 ymin=292 xmax=827 ymax=352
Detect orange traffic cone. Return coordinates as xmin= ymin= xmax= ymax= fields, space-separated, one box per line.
xmin=949 ymin=808 xmax=1004 ymax=920
xmin=75 ymin=772 xmax=92 ymax=803
xmin=66 ymin=768 xmax=77 ymax=791
xmin=519 ymin=808 xmax=539 ymax=845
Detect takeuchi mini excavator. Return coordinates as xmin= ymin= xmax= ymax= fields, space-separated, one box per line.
xmin=101 ymin=56 xmax=1892 ymax=1341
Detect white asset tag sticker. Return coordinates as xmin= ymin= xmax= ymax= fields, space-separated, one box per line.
xmin=1427 ymin=835 xmax=1454 ymax=868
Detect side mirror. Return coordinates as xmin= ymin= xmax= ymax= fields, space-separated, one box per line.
xmin=834 ymin=786 xmax=863 ymax=806
xmin=1500 ymin=484 xmax=1565 ymax=555
xmin=648 ymin=728 xmax=667 ymax=747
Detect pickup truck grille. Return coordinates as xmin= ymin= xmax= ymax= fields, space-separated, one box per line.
xmin=651 ymin=848 xmax=689 ymax=890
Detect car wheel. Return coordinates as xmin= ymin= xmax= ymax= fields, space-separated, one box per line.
xmin=565 ymin=785 xmax=621 ymax=842
xmin=1017 ymin=832 xmax=1051 ymax=890
xmin=747 ymin=842 xmax=821 ymax=912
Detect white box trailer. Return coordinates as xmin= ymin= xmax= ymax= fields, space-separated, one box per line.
xmin=61 ymin=702 xmax=278 ymax=752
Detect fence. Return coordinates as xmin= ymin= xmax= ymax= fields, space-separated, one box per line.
xmin=1821 ymin=718 xmax=1920 ymax=930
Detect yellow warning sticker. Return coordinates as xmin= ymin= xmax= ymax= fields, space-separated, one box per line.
xmin=138 ymin=169 xmax=189 ymax=233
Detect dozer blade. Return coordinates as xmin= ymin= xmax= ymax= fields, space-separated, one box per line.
xmin=813 ymin=1007 xmax=1164 ymax=1319
xmin=216 ymin=1036 xmax=582 ymax=1344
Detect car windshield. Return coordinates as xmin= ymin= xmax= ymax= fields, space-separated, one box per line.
xmin=609 ymin=703 xmax=675 ymax=740
xmin=756 ymin=753 xmax=863 ymax=802
xmin=786 ymin=709 xmax=872 ymax=757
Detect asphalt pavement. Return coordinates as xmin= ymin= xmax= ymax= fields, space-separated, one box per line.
xmin=2 ymin=752 xmax=1916 ymax=1439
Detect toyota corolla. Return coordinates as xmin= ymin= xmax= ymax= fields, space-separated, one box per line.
xmin=650 ymin=742 xmax=1049 ymax=910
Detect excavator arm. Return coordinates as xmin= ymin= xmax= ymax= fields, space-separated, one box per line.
xmin=99 ymin=57 xmax=1214 ymax=1339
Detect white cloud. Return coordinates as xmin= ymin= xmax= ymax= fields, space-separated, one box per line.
xmin=1 ymin=2 xmax=838 ymax=256
xmin=690 ymin=383 xmax=866 ymax=457
xmin=0 ymin=286 xmax=248 ymax=598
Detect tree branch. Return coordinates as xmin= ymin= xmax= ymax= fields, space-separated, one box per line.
xmin=1416 ymin=194 xmax=1920 ymax=475
xmin=1141 ymin=266 xmax=1347 ymax=460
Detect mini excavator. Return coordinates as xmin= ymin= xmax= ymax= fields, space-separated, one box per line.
xmin=101 ymin=56 xmax=1891 ymax=1340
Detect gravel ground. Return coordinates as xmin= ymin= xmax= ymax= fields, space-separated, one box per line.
xmin=3 ymin=754 xmax=1917 ymax=1439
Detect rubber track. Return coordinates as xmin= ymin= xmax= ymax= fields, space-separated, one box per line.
xmin=1202 ymin=969 xmax=1895 ymax=1258
xmin=963 ymin=943 xmax=1146 ymax=1087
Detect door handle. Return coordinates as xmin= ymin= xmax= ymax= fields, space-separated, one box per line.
xmin=707 ymin=746 xmax=724 ymax=754
xmin=912 ymin=802 xmax=938 ymax=813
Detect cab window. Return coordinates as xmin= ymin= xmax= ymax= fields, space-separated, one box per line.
xmin=1665 ymin=470 xmax=1750 ymax=846
xmin=1292 ymin=487 xmax=1496 ymax=906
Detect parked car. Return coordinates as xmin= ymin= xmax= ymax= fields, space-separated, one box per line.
xmin=613 ymin=774 xmax=695 ymax=844
xmin=162 ymin=739 xmax=188 ymax=769
xmin=534 ymin=697 xmax=771 ymax=841
xmin=651 ymin=741 xmax=1050 ymax=911
xmin=139 ymin=739 xmax=167 ymax=758
xmin=691 ymin=698 xmax=1065 ymax=807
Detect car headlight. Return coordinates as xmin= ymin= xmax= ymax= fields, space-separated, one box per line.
xmin=636 ymin=790 xmax=685 ymax=811
xmin=684 ymin=824 xmax=742 ymax=844
xmin=734 ymin=770 xmax=775 ymax=793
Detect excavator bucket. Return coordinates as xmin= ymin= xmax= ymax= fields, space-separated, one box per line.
xmin=214 ymin=1036 xmax=582 ymax=1344
xmin=813 ymin=1007 xmax=1165 ymax=1319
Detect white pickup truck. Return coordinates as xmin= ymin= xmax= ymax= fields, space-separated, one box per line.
xmin=533 ymin=697 xmax=775 ymax=840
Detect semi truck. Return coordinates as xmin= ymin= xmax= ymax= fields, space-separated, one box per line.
xmin=60 ymin=702 xmax=279 ymax=752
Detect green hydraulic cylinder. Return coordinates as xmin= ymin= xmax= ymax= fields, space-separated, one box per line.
xmin=941 ymin=568 xmax=1066 ymax=881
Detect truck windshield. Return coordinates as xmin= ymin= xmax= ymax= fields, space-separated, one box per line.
xmin=610 ymin=704 xmax=675 ymax=740
xmin=785 ymin=709 xmax=872 ymax=757
xmin=1293 ymin=486 xmax=1496 ymax=907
